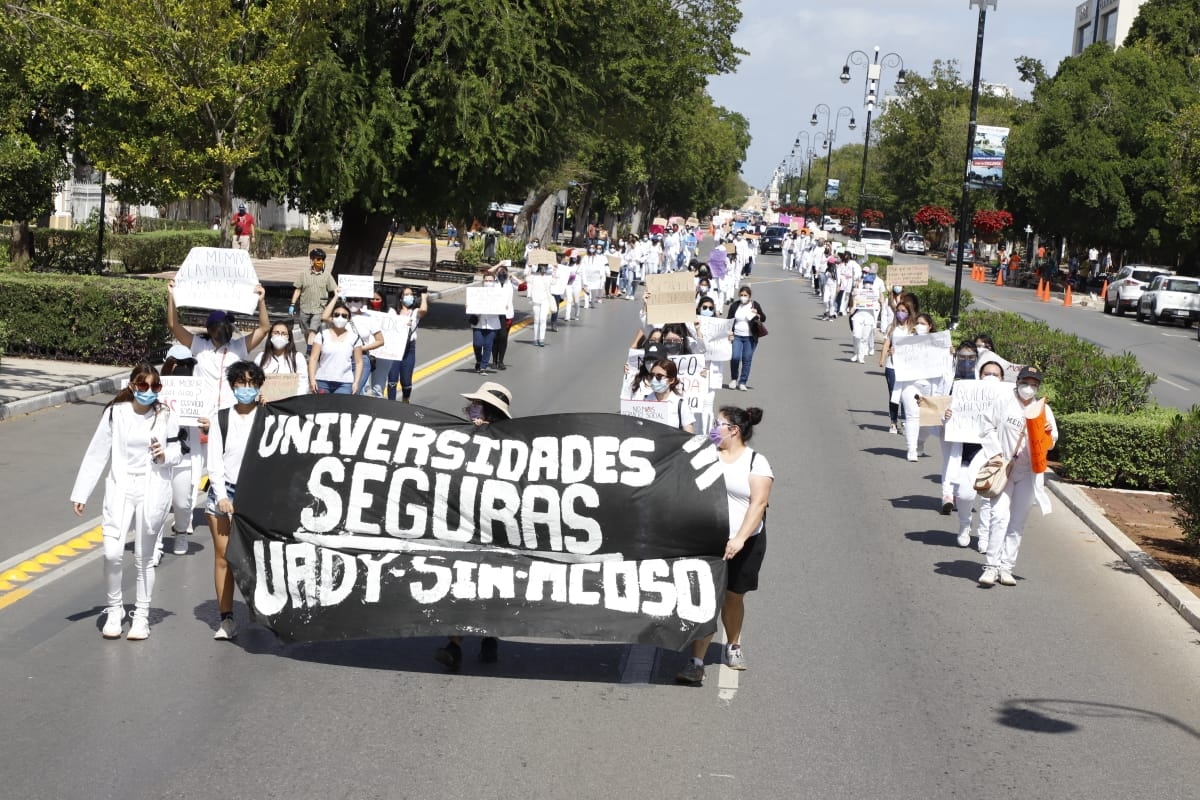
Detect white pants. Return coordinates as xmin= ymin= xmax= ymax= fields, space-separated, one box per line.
xmin=155 ymin=453 xmax=201 ymax=555
xmin=563 ymin=284 xmax=577 ymax=319
xmin=531 ymin=302 xmax=549 ymax=341
xmin=823 ymin=285 xmax=837 ymax=317
xmin=104 ymin=484 xmax=158 ymax=619
xmin=900 ymin=381 xmax=934 ymax=455
xmin=851 ymin=311 xmax=876 ymax=359
xmin=984 ymin=468 xmax=1036 ymax=570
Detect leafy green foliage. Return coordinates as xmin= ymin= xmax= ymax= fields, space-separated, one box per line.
xmin=957 ymin=309 xmax=1156 ymax=415
xmin=0 ymin=272 xmax=169 ymax=363
xmin=113 ymin=230 xmax=220 ymax=273
xmin=901 ymin=279 xmax=973 ymax=331
xmin=30 ymin=229 xmax=106 ymax=274
xmin=1056 ymin=407 xmax=1178 ymax=490
xmin=1166 ymin=406 xmax=1200 ymax=551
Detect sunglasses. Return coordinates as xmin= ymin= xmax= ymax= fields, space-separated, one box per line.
xmin=133 ymin=380 xmax=163 ymax=392
xmin=332 ymin=313 xmax=350 ymax=319
xmin=700 ymin=306 xmax=715 ymax=311
xmin=651 ymin=372 xmax=669 ymax=379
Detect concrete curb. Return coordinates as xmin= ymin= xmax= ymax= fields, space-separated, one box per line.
xmin=1048 ymin=476 xmax=1200 ymax=633
xmin=0 ymin=372 xmax=128 ymax=422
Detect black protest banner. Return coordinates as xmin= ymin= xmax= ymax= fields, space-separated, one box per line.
xmin=226 ymin=395 xmax=730 ymax=649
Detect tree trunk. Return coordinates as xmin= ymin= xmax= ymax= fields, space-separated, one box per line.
xmin=220 ymin=166 xmax=235 ymax=248
xmin=573 ymin=183 xmax=593 ymax=246
xmin=334 ymin=204 xmax=393 ymax=277
xmin=10 ymin=221 xmax=32 ymax=267
xmin=529 ymin=193 xmax=557 ymax=244
xmin=428 ymin=223 xmax=438 ymax=273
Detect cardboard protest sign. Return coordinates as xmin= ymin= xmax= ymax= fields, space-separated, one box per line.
xmin=645 ymin=272 xmax=697 ymax=325
xmin=944 ymin=379 xmax=1013 ymax=442
xmin=338 ymin=274 xmax=375 ymax=299
xmin=173 ymin=247 xmax=260 ymax=315
xmin=226 ymin=396 xmax=730 ymax=648
xmin=158 ymin=376 xmax=207 ymax=425
xmin=372 ymin=313 xmax=414 ymax=361
xmin=652 ymin=216 xmax=668 ymax=228
xmin=852 ymin=287 xmax=880 ymax=312
xmin=465 ymin=285 xmax=510 ymax=316
xmin=260 ymin=373 xmax=301 ymax=403
xmin=891 ymin=330 xmax=952 ymax=382
xmin=883 ymin=263 xmax=929 ymax=287
xmin=606 ymin=254 xmax=622 ymax=272
xmin=670 ymin=353 xmax=709 ymax=413
xmin=696 ymin=317 xmax=733 ymax=362
xmin=917 ymin=394 xmax=951 ymax=428
xmin=527 ymin=248 xmax=557 ymax=267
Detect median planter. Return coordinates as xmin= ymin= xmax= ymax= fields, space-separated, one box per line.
xmin=1056 ymin=407 xmax=1178 ymax=490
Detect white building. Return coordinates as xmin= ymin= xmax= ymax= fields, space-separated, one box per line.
xmin=1071 ymin=0 xmax=1147 ymax=56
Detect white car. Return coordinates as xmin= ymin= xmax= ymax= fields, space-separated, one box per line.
xmin=899 ymin=232 xmax=926 ymax=254
xmin=1135 ymin=275 xmax=1200 ymax=326
xmin=821 ymin=216 xmax=843 ymax=233
xmin=1104 ymin=264 xmax=1173 ymax=315
xmin=859 ymin=228 xmax=895 ymax=262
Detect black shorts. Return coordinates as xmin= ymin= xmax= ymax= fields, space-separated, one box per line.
xmin=726 ymin=530 xmax=766 ymax=594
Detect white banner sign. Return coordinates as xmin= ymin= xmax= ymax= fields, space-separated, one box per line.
xmin=465 ymin=285 xmax=510 ymax=316
xmin=892 ymin=331 xmax=953 ymax=382
xmin=619 ymin=399 xmax=675 ymax=426
xmin=852 ymin=287 xmax=880 ymax=312
xmin=696 ymin=317 xmax=733 ymax=362
xmin=670 ymin=353 xmax=709 ymax=412
xmin=158 ymin=376 xmax=207 ymax=426
xmin=338 ymin=274 xmax=375 ymax=299
xmin=944 ymin=379 xmax=1014 ymax=443
xmin=977 ymin=352 xmax=1025 ymax=383
xmin=173 ymin=247 xmax=259 ymax=315
xmin=373 ymin=312 xmax=413 ymax=361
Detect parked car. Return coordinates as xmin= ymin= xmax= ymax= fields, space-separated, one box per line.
xmin=1135 ymin=275 xmax=1200 ymax=326
xmin=898 ymin=232 xmax=926 ymax=254
xmin=1104 ymin=264 xmax=1173 ymax=315
xmin=758 ymin=225 xmax=788 ymax=254
xmin=945 ymin=241 xmax=975 ymax=265
xmin=858 ymin=227 xmax=895 ymax=262
xmin=821 ymin=216 xmax=843 ymax=233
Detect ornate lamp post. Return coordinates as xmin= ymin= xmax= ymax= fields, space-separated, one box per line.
xmin=810 ymin=104 xmax=856 ymax=219
xmin=841 ymin=46 xmax=906 ymax=237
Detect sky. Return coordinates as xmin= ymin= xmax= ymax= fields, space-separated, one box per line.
xmin=707 ymin=0 xmax=1082 ymax=190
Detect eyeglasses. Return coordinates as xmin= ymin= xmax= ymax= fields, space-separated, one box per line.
xmin=651 ymin=372 xmax=669 ymax=379
xmin=332 ymin=313 xmax=350 ymax=319
xmin=716 ymin=421 xmax=737 ymax=429
xmin=133 ymin=380 xmax=163 ymax=392
xmin=700 ymin=306 xmax=715 ymax=311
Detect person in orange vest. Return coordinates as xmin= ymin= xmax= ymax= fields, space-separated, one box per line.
xmin=976 ymin=366 xmax=1058 ymax=587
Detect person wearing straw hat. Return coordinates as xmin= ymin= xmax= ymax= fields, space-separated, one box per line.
xmin=433 ymin=381 xmax=514 ymax=670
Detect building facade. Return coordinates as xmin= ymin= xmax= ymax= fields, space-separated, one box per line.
xmin=1071 ymin=0 xmax=1147 ymax=57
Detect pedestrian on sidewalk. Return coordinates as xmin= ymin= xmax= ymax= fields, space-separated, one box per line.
xmin=231 ymin=204 xmax=255 ymax=251
xmin=289 ymin=249 xmax=338 ymax=351
xmin=71 ymin=363 xmax=182 ymax=641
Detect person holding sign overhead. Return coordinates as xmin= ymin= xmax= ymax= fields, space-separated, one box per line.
xmin=322 ymin=288 xmax=384 ymax=395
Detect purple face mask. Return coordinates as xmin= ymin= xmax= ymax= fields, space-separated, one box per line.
xmin=895 ymin=310 xmax=910 ymax=322
xmin=467 ymin=402 xmax=484 ymax=421
xmin=708 ymin=426 xmax=723 ymax=446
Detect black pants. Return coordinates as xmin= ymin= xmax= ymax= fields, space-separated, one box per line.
xmin=492 ymin=323 xmax=510 ymax=366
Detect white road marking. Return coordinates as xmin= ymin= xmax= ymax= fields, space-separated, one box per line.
xmin=717 ymin=662 xmax=740 ymax=702
xmin=1157 ymin=377 xmax=1190 ymax=391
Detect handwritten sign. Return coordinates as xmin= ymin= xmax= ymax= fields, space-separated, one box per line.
xmin=620 ymin=399 xmax=674 ymax=426
xmin=892 ymin=330 xmax=953 ymax=382
xmin=852 ymin=287 xmax=880 ymax=311
xmin=670 ymin=353 xmax=709 ymax=412
xmin=465 ymin=285 xmax=509 ymax=316
xmin=260 ymin=373 xmax=302 ymax=403
xmin=527 ymin=248 xmax=557 ymax=267
xmin=883 ymin=263 xmax=929 ymax=287
xmin=158 ymin=376 xmax=207 ymax=425
xmin=977 ymin=352 xmax=1025 ymax=383
xmin=944 ymin=379 xmax=1014 ymax=443
xmin=696 ymin=316 xmax=733 ymax=362
xmin=338 ymin=274 xmax=375 ymax=299
xmin=173 ymin=247 xmax=259 ymax=314
xmin=645 ymin=272 xmax=697 ymax=325
xmin=373 ymin=313 xmax=413 ymax=361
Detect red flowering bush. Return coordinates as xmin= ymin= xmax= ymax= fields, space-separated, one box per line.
xmin=972 ymin=209 xmax=1013 ymax=235
xmin=914 ymin=205 xmax=956 ymax=228
xmin=807 ymin=206 xmax=822 ymax=217
xmin=828 ymin=206 xmax=853 ymax=219
xmin=862 ymin=209 xmax=884 ymax=225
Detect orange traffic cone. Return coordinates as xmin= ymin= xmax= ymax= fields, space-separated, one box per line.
xmin=1063 ymin=285 xmax=1073 ymax=307
xmin=1037 ymin=279 xmax=1046 ymax=301
xmin=1100 ymin=279 xmax=1108 ymax=299
xmin=995 ymin=267 xmax=1004 ymax=287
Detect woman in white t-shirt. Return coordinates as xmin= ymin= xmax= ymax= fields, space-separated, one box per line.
xmin=322 ymin=292 xmax=384 ymax=395
xmin=258 ymin=320 xmax=308 ymax=396
xmin=676 ymin=405 xmax=773 ymax=686
xmin=309 ymin=300 xmax=364 ymax=394
xmin=638 ymin=358 xmax=696 ymax=433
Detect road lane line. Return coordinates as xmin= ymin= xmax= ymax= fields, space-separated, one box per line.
xmin=0 ymin=589 xmax=31 ymax=610
xmin=1157 ymin=377 xmax=1190 ymax=391
xmin=0 ymin=521 xmax=104 ymax=607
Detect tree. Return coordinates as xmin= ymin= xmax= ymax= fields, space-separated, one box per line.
xmin=1124 ymin=0 xmax=1200 ymax=59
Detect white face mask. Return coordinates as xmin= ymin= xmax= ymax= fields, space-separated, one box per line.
xmin=914 ymin=323 xmax=930 ymax=335
xmin=740 ymin=296 xmax=750 ymax=304
xmin=348 ymin=302 xmax=363 ymax=313
xmin=1017 ymin=383 xmax=1038 ymax=401
xmin=270 ymin=335 xmax=289 ymax=350
xmin=331 ymin=316 xmax=349 ymax=330
xmin=982 ymin=374 xmax=1001 ymax=382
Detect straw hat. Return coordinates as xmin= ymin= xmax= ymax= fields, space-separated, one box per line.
xmin=461 ymin=381 xmax=513 ymax=419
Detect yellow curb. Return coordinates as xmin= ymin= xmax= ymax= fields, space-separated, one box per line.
xmin=15 ymin=560 xmax=46 ymax=576
xmin=0 ymin=589 xmax=31 ymax=610
xmin=34 ymin=552 xmax=63 ymax=567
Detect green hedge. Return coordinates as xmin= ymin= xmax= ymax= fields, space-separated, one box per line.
xmin=31 ymin=229 xmax=109 ymax=274
xmin=0 ymin=273 xmax=169 ymax=364
xmin=907 ymin=280 xmax=972 ymax=331
xmin=1166 ymin=407 xmax=1200 ymax=551
xmin=958 ymin=309 xmax=1155 ymax=415
xmin=136 ymin=218 xmax=212 ymax=233
xmin=1056 ymin=407 xmax=1178 ymax=490
xmin=113 ymin=230 xmax=220 ymax=273
xmin=252 ymin=229 xmax=311 ymax=259
xmin=0 ymin=318 xmax=9 ymax=369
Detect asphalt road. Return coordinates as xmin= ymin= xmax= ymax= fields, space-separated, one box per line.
xmin=2 ymin=254 xmax=1200 ymax=799
xmin=900 ymin=251 xmax=1200 ymax=411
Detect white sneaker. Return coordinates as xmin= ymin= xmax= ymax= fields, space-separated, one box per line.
xmin=728 ymin=380 xmax=739 ymax=389
xmin=956 ymin=529 xmax=971 ymax=547
xmin=101 ymin=608 xmax=124 ymax=639
xmin=725 ymin=643 xmax=746 ymax=671
xmin=737 ymin=383 xmax=748 ymax=391
xmin=998 ymin=570 xmax=1017 ymax=587
xmin=126 ymin=617 xmax=150 ymax=641
xmin=150 ymin=548 xmax=162 ymax=568
xmin=173 ymin=531 xmax=188 ymax=555
xmin=213 ymin=617 xmax=237 ymax=641
xmin=977 ymin=537 xmax=989 ymax=554
xmin=906 ymin=450 xmax=919 ymax=462
xmin=978 ymin=567 xmax=999 ymax=587
xmin=888 ymin=424 xmax=898 ymax=434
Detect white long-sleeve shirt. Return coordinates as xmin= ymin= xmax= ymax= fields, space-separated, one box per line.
xmin=207 ymin=406 xmax=259 ymax=502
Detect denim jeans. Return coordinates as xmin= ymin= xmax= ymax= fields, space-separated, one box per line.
xmin=316 ymin=379 xmax=353 ymax=395
xmin=386 ymin=343 xmax=417 ymax=399
xmin=730 ymin=335 xmax=758 ymax=384
xmin=473 ymin=328 xmax=497 ymax=369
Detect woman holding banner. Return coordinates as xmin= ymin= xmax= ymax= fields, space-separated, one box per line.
xmin=847 ymin=268 xmax=881 ymax=363
xmin=637 ymin=359 xmax=696 ymax=433
xmin=676 ymin=405 xmax=773 ymax=685
xmin=898 ymin=313 xmax=949 ymax=462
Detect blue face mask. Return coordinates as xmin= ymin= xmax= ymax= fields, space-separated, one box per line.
xmin=402 ymin=295 xmax=415 ymax=307
xmin=650 ymin=377 xmax=669 ymax=394
xmin=700 ymin=308 xmax=715 ymax=317
xmin=133 ymin=390 xmax=158 ymax=406
xmin=233 ymin=387 xmax=259 ymax=405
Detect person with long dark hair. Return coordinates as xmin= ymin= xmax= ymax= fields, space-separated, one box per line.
xmin=259 ymin=320 xmax=308 ymax=396
xmin=71 ymin=363 xmax=182 ymax=641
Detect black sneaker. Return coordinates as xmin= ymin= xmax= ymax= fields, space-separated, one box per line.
xmin=434 ymin=641 xmax=462 ymax=671
xmin=479 ymin=636 xmax=499 ymax=663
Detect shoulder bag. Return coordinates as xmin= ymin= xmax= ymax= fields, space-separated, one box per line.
xmin=973 ymin=427 xmax=1027 ymax=498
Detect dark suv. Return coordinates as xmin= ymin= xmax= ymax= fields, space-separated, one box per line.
xmin=758 ymin=226 xmax=788 ymax=254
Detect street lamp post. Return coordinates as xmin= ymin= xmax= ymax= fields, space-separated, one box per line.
xmin=810 ymin=104 xmax=856 ymax=219
xmin=841 ymin=46 xmax=906 ymax=238
xmin=950 ymin=0 xmax=996 ymax=327
xmin=792 ymin=131 xmax=811 ymax=206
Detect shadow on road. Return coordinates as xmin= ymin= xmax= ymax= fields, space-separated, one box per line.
xmin=905 ymin=529 xmax=960 ymax=548
xmin=933 ymin=559 xmax=983 ymax=582
xmin=998 ymin=699 xmax=1200 ymax=741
